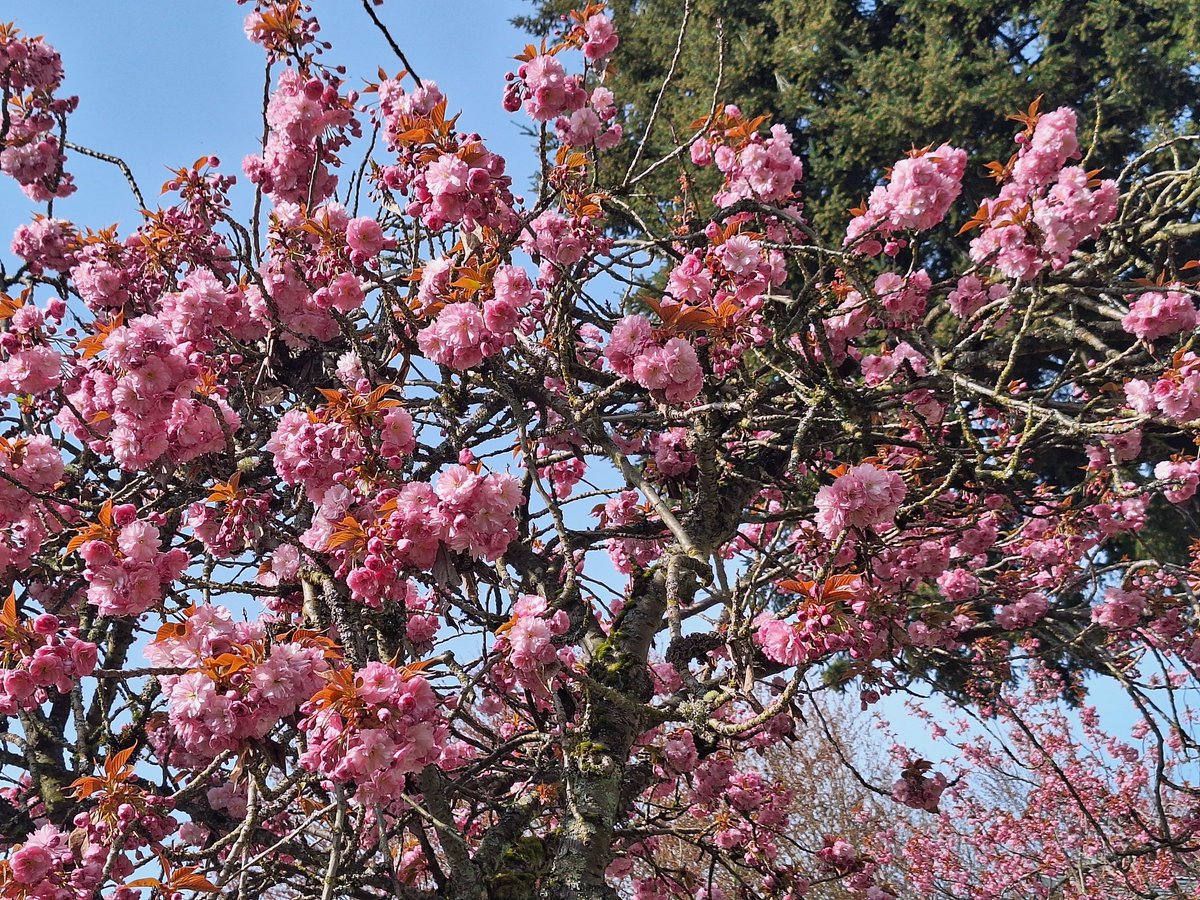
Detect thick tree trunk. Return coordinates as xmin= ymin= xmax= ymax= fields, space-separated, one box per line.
xmin=539 ymin=571 xmax=667 ymax=899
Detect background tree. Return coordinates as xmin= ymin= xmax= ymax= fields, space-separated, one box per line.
xmin=516 ymin=0 xmax=1200 ymax=247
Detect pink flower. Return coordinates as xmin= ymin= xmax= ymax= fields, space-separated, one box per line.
xmin=712 ymin=124 xmax=804 ymax=207
xmin=9 ymin=844 xmax=53 ymax=885
xmin=417 ymin=303 xmax=487 ymax=370
xmin=995 ymin=591 xmax=1049 ymax=629
xmin=846 ymin=143 xmax=966 ymax=251
xmin=582 ymin=14 xmax=619 ymax=60
xmin=1155 ymin=459 xmax=1200 ymax=504
xmin=1121 ymin=289 xmax=1197 ymax=342
xmin=605 ymin=316 xmax=703 ymax=404
xmin=1092 ymin=587 xmax=1146 ymax=629
xmin=117 ymin=520 xmax=161 ymax=563
xmin=424 ymin=153 xmax=469 ymax=200
xmin=518 ymin=55 xmax=585 ymax=122
xmin=752 ymin=612 xmax=808 ymax=667
xmin=717 ymin=235 xmax=762 ymax=275
xmin=814 ymin=464 xmax=906 ymax=538
xmin=345 ymin=216 xmax=388 ymax=262
xmin=380 ymin=407 xmax=416 ymax=459
xmin=946 ymin=274 xmax=1008 ymax=319
xmin=243 ymin=68 xmax=359 ymax=205
xmin=604 ymin=315 xmax=654 ymax=376
xmin=650 ymin=428 xmax=696 ymax=477
xmin=0 ymin=345 xmax=62 ymax=395
xmin=1011 ymin=107 xmax=1079 ymax=190
xmin=891 ymin=766 xmax=948 ymax=812
xmin=967 ymin=111 xmax=1117 ymax=281
xmin=11 ymin=217 xmax=76 ymax=272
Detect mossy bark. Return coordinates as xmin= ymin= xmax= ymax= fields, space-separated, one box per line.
xmin=539 ymin=571 xmax=665 ymax=900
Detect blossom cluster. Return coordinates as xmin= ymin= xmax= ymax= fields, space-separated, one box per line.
xmin=686 ymin=755 xmax=793 ymax=871
xmin=416 ymin=264 xmax=542 ymax=370
xmin=335 ymin=465 xmax=523 ymax=608
xmin=505 ymin=53 xmax=587 ymax=122
xmin=373 ymin=78 xmax=519 ymax=233
xmin=186 ymin=482 xmax=271 ymax=559
xmin=503 ymin=12 xmax=620 ymax=143
xmin=753 ymin=605 xmax=840 ymax=669
xmin=147 ymin=605 xmax=331 ymax=758
xmin=604 ymin=315 xmax=704 ymax=404
xmin=299 ymin=663 xmax=448 ymax=805
xmin=813 ymin=463 xmax=907 ymax=538
xmin=0 ymin=294 xmax=64 ymax=402
xmin=845 ymin=143 xmax=967 ymax=255
xmin=243 ymin=66 xmax=360 ymax=205
xmin=752 ymin=576 xmax=870 ymax=669
xmin=0 ymin=607 xmax=97 ymax=715
xmin=519 ymin=206 xmax=609 ymax=284
xmin=945 ymin=273 xmax=1008 ymax=320
xmin=1125 ymin=351 xmax=1200 ymax=423
xmin=267 ymin=381 xmax=522 ymax=607
xmin=659 ymin=233 xmax=785 ymax=373
xmin=492 ymin=594 xmax=572 ymax=700
xmin=870 ymin=269 xmax=932 ymax=326
xmin=1154 ymin=458 xmax=1200 ymax=504
xmin=268 ymin=409 xmax=366 ymax=507
xmin=0 ymin=823 xmax=107 ymax=898
xmin=59 ymin=309 xmax=242 ymax=471
xmin=599 ymin=489 xmax=663 ymax=574
xmin=78 ymin=506 xmax=189 ymax=618
xmin=968 ymin=107 xmax=1118 ymax=280
xmin=10 ymin=216 xmax=77 ymax=275
xmin=1120 ymin=287 xmax=1197 ymax=342
xmin=555 ymin=85 xmax=621 ymax=149
xmin=0 ymin=436 xmax=63 ymax=573
xmin=691 ymin=116 xmax=805 ymax=208
xmin=255 ymin=201 xmax=387 ymax=342
xmin=0 ymin=24 xmax=77 ymax=201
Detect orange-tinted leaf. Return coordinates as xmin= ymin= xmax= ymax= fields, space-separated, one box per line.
xmin=153 ymin=619 xmax=191 ymax=644
xmin=0 ymin=291 xmax=25 ymax=321
xmin=820 ymin=573 xmax=863 ymax=603
xmin=496 ymin=611 xmax=521 ymax=635
xmin=207 ymin=653 xmax=248 ymax=674
xmin=111 ymin=742 xmax=137 ymax=772
xmin=776 ymin=579 xmax=814 ymax=595
xmin=957 ymin=203 xmax=990 ymax=236
xmin=206 ymin=471 xmax=241 ymax=503
xmin=172 ymin=870 xmax=220 ymax=892
xmin=76 ymin=312 xmax=124 ymax=359
xmin=70 ymin=776 xmax=105 ymax=799
xmin=366 ymin=382 xmax=395 ymax=408
xmin=325 ymin=516 xmax=367 ymax=552
xmin=398 ymin=658 xmax=437 ymax=679
xmin=104 ymin=743 xmax=137 ymax=780
xmin=1006 ymin=95 xmax=1043 ymax=133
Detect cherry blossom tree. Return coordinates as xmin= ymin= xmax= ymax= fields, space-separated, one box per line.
xmin=1 ymin=2 xmax=1200 ymax=898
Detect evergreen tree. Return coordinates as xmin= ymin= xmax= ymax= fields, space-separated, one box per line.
xmin=517 ymin=0 xmax=1200 ymax=245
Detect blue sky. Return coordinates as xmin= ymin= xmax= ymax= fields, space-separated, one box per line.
xmin=1 ymin=1 xmax=537 ymax=239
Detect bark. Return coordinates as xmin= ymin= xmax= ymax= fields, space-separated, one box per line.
xmin=540 ymin=569 xmax=667 ymax=900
